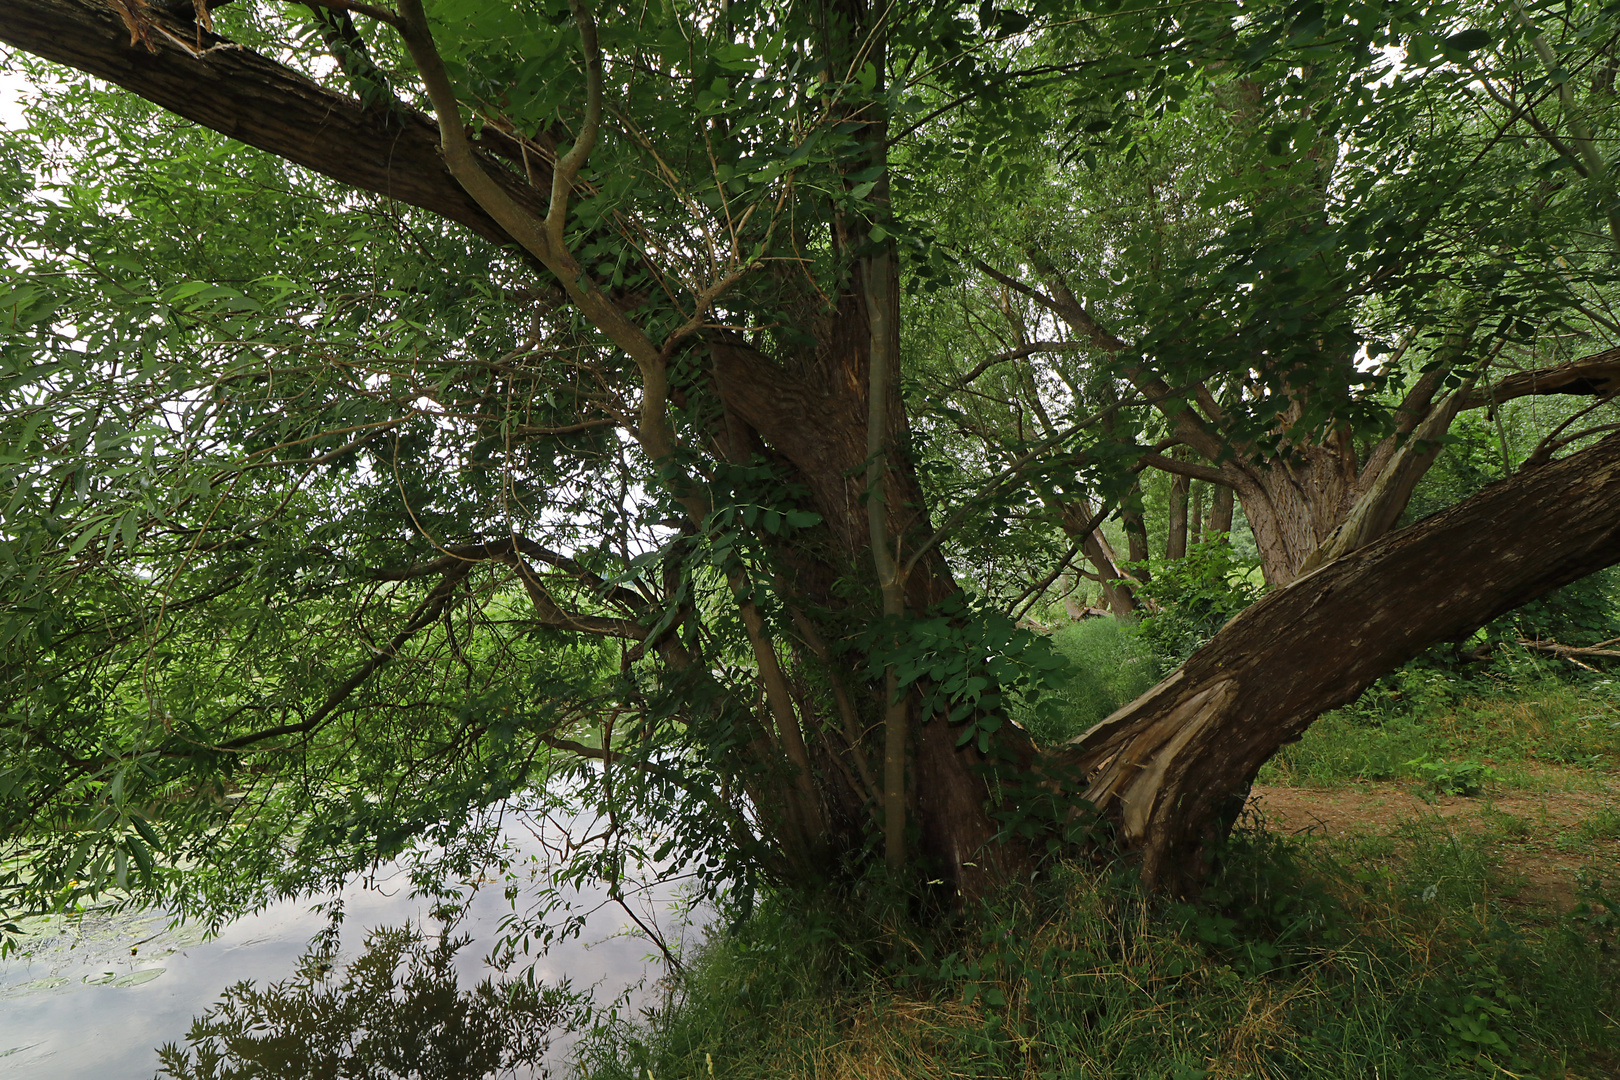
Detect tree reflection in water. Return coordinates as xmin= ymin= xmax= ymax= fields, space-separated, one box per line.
xmin=155 ymin=923 xmax=587 ymax=1080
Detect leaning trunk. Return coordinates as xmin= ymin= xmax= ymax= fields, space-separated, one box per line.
xmin=1058 ymin=432 xmax=1620 ymax=893
xmin=1059 ymin=501 xmax=1137 ymax=617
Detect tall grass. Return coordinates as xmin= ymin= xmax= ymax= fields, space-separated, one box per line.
xmin=576 ymin=828 xmax=1620 ymax=1079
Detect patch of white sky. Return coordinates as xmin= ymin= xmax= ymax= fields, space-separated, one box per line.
xmin=0 ymin=66 xmax=25 ymax=128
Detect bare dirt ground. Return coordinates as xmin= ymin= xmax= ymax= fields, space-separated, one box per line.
xmin=1249 ymin=776 xmax=1620 ymax=910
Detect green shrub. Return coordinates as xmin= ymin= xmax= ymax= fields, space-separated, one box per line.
xmin=1407 ymin=756 xmax=1498 ymax=797
xmin=1132 ymin=536 xmax=1265 ymax=665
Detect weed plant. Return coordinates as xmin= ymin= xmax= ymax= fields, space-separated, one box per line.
xmin=576 ymin=828 xmax=1620 ymax=1079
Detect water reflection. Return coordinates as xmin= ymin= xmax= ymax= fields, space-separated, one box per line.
xmin=0 ymin=806 xmax=701 ymax=1079
xmin=155 ymin=924 xmax=585 ymax=1080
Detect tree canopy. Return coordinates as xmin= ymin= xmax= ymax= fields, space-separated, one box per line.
xmin=3 ymin=0 xmax=1620 ymax=933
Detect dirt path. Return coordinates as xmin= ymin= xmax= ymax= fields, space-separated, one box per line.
xmin=1249 ymin=779 xmax=1620 ymax=910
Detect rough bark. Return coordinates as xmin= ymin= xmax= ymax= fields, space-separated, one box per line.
xmin=711 ymin=320 xmax=1021 ymax=899
xmin=1215 ymin=347 xmax=1620 ymax=584
xmin=1058 ymin=431 xmax=1620 ymax=893
xmin=1459 ymin=346 xmax=1620 ymax=408
xmin=1166 ymin=471 xmax=1190 ymax=560
xmin=1207 ymin=483 xmax=1234 ymax=537
xmin=0 ymin=0 xmax=550 ymax=250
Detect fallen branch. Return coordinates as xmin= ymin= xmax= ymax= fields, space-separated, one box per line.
xmin=1517 ymin=636 xmax=1620 ymax=670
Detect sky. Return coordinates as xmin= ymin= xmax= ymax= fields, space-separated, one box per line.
xmin=0 ymin=59 xmax=32 ymax=128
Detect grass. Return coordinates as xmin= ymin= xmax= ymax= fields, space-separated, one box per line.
xmin=1018 ymin=619 xmax=1162 ymax=745
xmin=576 ymin=656 xmax=1620 ymax=1080
xmin=1259 ymin=662 xmax=1620 ymax=790
xmin=575 ymin=826 xmax=1620 ymax=1079
xmin=1579 ymin=806 xmax=1620 ymax=844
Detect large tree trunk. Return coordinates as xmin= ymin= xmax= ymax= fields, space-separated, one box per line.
xmin=13 ymin=0 xmax=1620 ymax=907
xmin=1057 ymin=432 xmax=1620 ymax=893
xmin=1158 ymin=349 xmax=1620 ymax=586
xmin=711 ymin=303 xmax=1022 ymax=900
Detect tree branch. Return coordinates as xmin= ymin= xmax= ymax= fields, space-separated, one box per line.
xmin=1137 ymin=451 xmax=1231 ymax=485
xmin=0 ymin=0 xmax=548 ymax=249
xmin=1459 ymin=345 xmax=1620 ymax=410
xmin=218 ymin=561 xmax=471 ymax=750
xmin=546 ymin=0 xmax=602 ymax=249
xmin=944 ymin=341 xmax=1085 ymax=392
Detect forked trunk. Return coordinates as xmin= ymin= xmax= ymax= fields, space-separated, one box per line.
xmin=1224 ymin=442 xmax=1359 ymax=584
xmin=710 ymin=296 xmax=1026 ymax=898
xmin=1057 ymin=433 xmax=1620 ymax=893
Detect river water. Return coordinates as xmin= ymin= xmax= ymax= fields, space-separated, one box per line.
xmin=0 ymin=809 xmax=700 ymax=1078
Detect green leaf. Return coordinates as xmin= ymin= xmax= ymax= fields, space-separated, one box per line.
xmin=131 ymin=814 xmax=163 ymax=853
xmin=1443 ymin=29 xmax=1492 ymax=53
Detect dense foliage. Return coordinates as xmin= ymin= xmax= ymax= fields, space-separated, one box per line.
xmin=2 ymin=0 xmax=1620 ymax=941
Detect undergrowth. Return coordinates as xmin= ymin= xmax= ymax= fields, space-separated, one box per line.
xmin=1018 ymin=619 xmax=1162 ymax=744
xmin=575 ymin=829 xmax=1620 ymax=1079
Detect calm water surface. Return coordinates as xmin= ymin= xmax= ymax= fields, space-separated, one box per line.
xmin=0 ymin=813 xmax=698 ymax=1078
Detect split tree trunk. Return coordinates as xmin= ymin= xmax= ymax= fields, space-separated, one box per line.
xmin=1057 ymin=432 xmax=1620 ymax=893
xmin=13 ymin=0 xmax=1620 ymax=904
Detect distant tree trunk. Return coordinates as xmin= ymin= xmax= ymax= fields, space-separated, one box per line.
xmin=1058 ymin=501 xmax=1138 ymax=617
xmin=1062 ymin=578 xmax=1087 ymax=620
xmin=1166 ymin=472 xmax=1190 ymax=560
xmin=1058 ymin=431 xmax=1620 ymax=893
xmin=1123 ymin=485 xmax=1152 ymax=582
xmin=1189 ymin=484 xmax=1205 ymax=545
xmin=1208 ymin=483 xmax=1234 ymax=537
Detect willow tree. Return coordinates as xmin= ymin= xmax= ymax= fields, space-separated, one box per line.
xmin=2 ymin=0 xmax=1620 ymax=925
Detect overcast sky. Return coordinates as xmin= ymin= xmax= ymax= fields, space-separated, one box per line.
xmin=0 ymin=64 xmax=28 ymax=127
